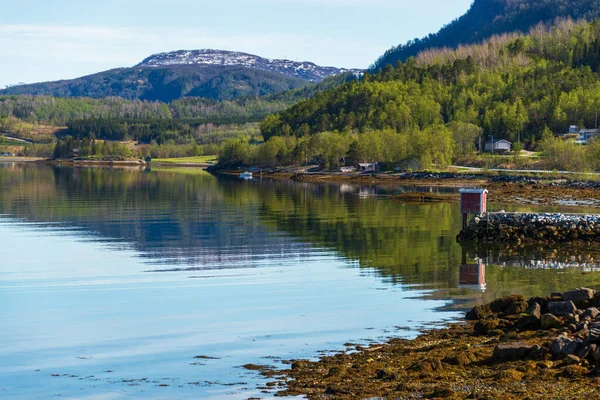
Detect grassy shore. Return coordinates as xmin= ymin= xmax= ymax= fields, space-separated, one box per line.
xmin=154 ymin=155 xmax=218 ymax=166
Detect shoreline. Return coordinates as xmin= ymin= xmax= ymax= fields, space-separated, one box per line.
xmin=211 ymin=168 xmax=600 ymax=209
xmin=256 ymin=288 xmax=600 ymax=399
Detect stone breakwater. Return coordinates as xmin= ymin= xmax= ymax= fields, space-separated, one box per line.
xmin=458 ymin=212 xmax=600 ymax=243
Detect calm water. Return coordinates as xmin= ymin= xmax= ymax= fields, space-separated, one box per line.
xmin=1 ymin=164 xmax=600 ymax=399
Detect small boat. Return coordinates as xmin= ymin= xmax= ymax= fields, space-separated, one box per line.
xmin=239 ymin=171 xmax=253 ymax=179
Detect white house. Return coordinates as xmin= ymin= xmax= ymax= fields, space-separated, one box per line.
xmin=576 ymin=129 xmax=600 ymax=145
xmin=356 ymin=162 xmax=379 ymax=173
xmin=484 ymin=139 xmax=512 ymax=153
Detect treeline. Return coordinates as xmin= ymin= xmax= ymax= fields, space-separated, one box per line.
xmin=372 ymin=0 xmax=600 ymax=70
xmin=261 ymin=20 xmax=600 ymax=149
xmin=63 ymin=118 xmax=261 ymax=145
xmin=220 ymin=126 xmax=461 ymax=169
xmin=0 ymin=74 xmax=357 ymax=129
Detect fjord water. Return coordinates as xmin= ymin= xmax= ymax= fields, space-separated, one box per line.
xmin=1 ymin=164 xmax=600 ymax=399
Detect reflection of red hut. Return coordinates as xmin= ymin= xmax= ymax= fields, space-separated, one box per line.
xmin=459 ymin=263 xmax=486 ymax=292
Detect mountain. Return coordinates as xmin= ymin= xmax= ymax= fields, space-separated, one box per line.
xmin=372 ymin=0 xmax=600 ymax=70
xmin=137 ymin=49 xmax=361 ymax=82
xmin=0 ymin=50 xmax=359 ymax=103
xmin=4 ymin=82 xmax=26 ymax=89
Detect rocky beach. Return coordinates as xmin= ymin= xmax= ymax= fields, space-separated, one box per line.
xmin=257 ymin=288 xmax=600 ymax=399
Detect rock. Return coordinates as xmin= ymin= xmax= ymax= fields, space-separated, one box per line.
xmin=493 ymin=342 xmax=535 ymax=362
xmin=541 ymin=313 xmax=563 ymax=330
xmin=515 ymin=303 xmax=541 ymax=330
xmin=504 ymin=301 xmax=529 ymax=316
xmin=565 ymin=354 xmax=581 ymax=365
xmin=591 ymin=348 xmax=600 ymax=362
xmin=291 ymin=360 xmax=307 ymax=370
xmin=563 ymin=288 xmax=596 ymax=304
xmin=496 ymin=369 xmax=524 ymax=382
xmin=577 ymin=344 xmax=595 ymax=360
xmin=548 ymin=301 xmax=577 ymax=316
xmin=489 ymin=295 xmax=528 ymax=314
xmin=560 ymin=365 xmax=588 ymax=378
xmin=375 ymin=368 xmax=396 ymax=381
xmin=551 ymin=335 xmax=584 ymax=359
xmin=466 ymin=304 xmax=492 ymax=321
xmin=587 ymin=322 xmax=600 ymax=343
xmin=583 ymin=307 xmax=600 ymax=320
xmin=444 ymin=351 xmax=477 ymax=366
xmin=474 ymin=319 xmax=499 ymax=335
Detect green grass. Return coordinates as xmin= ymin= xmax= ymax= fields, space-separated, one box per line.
xmin=151 ymin=167 xmax=212 ymax=176
xmin=0 ymin=138 xmax=30 ymax=147
xmin=154 ymin=155 xmax=218 ymax=164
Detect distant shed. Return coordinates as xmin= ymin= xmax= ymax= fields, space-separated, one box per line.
xmin=485 ymin=139 xmax=512 ymax=153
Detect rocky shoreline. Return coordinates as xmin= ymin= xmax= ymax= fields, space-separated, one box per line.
xmin=208 ymin=167 xmax=600 ymax=208
xmin=256 ymin=288 xmax=600 ymax=399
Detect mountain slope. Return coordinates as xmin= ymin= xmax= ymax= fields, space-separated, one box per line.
xmin=261 ymin=19 xmax=600 ymax=147
xmin=372 ymin=0 xmax=600 ymax=70
xmin=0 ymin=50 xmax=359 ymax=102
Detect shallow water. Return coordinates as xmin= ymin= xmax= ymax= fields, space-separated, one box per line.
xmin=1 ymin=164 xmax=599 ymax=399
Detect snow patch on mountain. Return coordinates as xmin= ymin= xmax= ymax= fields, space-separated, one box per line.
xmin=136 ymin=49 xmax=362 ymax=82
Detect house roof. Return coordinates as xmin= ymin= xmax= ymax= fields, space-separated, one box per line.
xmin=459 ymin=188 xmax=488 ymax=194
xmin=485 ymin=139 xmax=511 ymax=144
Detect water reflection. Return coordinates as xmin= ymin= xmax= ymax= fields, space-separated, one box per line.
xmin=2 ymin=163 xmax=600 ymax=399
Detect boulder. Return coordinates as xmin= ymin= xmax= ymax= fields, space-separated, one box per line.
xmin=583 ymin=307 xmax=600 ymax=320
xmin=565 ymin=354 xmax=581 ymax=365
xmin=489 ymin=295 xmax=528 ymax=314
xmin=466 ymin=304 xmax=492 ymax=321
xmin=587 ymin=322 xmax=600 ymax=343
xmin=563 ymin=288 xmax=596 ymax=304
xmin=548 ymin=301 xmax=577 ymax=316
xmin=474 ymin=319 xmax=499 ymax=335
xmin=551 ymin=335 xmax=584 ymax=359
xmin=577 ymin=343 xmax=595 ymax=360
xmin=504 ymin=301 xmax=529 ymax=316
xmin=541 ymin=313 xmax=563 ymax=330
xmin=493 ymin=342 xmax=535 ymax=362
xmin=515 ymin=303 xmax=541 ymax=330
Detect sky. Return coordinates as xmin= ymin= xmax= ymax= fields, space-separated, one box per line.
xmin=0 ymin=0 xmax=473 ymax=88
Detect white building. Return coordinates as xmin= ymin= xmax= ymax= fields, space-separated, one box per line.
xmin=484 ymin=139 xmax=512 ymax=153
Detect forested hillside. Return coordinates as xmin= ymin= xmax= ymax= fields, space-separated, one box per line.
xmin=0 ymin=65 xmax=309 ymax=103
xmin=0 ymin=73 xmax=355 ymax=128
xmin=373 ymin=0 xmax=600 ymax=70
xmin=229 ymin=20 xmax=600 ymax=169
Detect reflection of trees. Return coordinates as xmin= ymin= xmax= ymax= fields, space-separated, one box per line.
xmin=0 ymin=165 xmax=306 ymax=265
xmin=2 ymin=165 xmax=599 ymax=302
xmin=239 ymin=179 xmax=465 ymax=287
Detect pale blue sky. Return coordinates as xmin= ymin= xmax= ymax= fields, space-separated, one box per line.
xmin=0 ymin=0 xmax=473 ymax=87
